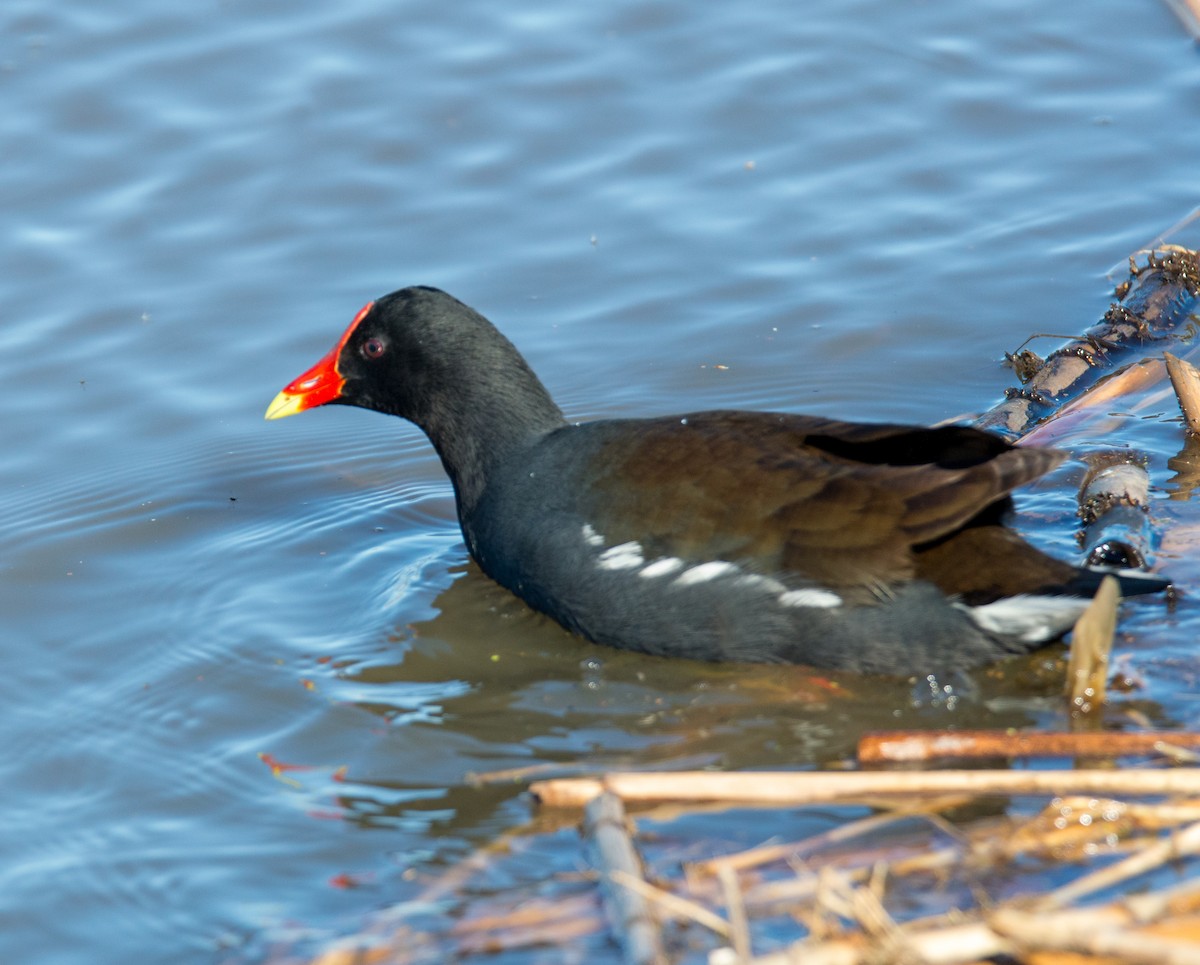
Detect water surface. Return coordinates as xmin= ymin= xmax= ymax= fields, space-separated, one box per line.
xmin=3 ymin=0 xmax=1200 ymax=961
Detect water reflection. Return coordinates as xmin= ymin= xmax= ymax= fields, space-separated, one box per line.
xmin=324 ymin=560 xmax=1135 ymax=792
xmin=1166 ymin=434 xmax=1200 ymax=501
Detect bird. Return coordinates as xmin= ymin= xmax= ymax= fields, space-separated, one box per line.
xmin=265 ymin=286 xmax=1167 ymax=676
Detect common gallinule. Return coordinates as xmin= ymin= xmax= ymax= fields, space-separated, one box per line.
xmin=266 ymin=287 xmax=1166 ymax=675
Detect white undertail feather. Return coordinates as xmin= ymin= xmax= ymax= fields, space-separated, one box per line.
xmin=961 ymin=594 xmax=1090 ymax=643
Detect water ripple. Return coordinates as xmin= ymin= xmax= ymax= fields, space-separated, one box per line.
xmin=3 ymin=0 xmax=1200 ymax=960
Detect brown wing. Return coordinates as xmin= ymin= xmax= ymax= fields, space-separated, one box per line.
xmin=578 ymin=411 xmax=1067 ymax=595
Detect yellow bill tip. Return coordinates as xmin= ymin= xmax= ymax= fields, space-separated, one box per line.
xmin=264 ymin=390 xmax=305 ymax=421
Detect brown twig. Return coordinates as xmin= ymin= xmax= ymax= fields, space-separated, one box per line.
xmin=975 ymin=247 xmax=1200 ymax=440
xmin=857 ymin=729 xmax=1200 ymax=765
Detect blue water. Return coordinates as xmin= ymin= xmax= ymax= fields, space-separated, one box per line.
xmin=3 ymin=0 xmax=1200 ymax=961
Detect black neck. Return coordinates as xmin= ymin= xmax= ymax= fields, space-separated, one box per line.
xmin=414 ymin=343 xmax=566 ymax=515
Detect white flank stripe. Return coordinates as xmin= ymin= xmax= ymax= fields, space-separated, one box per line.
xmin=778 ymin=588 xmax=842 ymax=609
xmin=597 ymin=541 xmax=645 ymax=570
xmin=673 ymin=561 xmax=740 ymax=586
xmin=581 ymin=523 xmax=605 ymax=547
xmin=734 ymin=573 xmax=788 ymax=594
xmin=640 ymin=557 xmax=685 ymax=579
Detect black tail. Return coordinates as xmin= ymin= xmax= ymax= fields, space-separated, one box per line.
xmin=1065 ymin=567 xmax=1171 ymax=599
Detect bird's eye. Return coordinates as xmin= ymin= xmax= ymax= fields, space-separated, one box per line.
xmin=362 ymin=337 xmax=386 ymax=359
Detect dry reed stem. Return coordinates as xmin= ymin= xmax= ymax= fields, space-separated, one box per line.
xmin=717 ymin=864 xmax=753 ymax=963
xmin=1121 ymin=874 xmax=1200 ymax=920
xmin=729 ymin=797 xmax=1198 ymax=913
xmin=1163 ymin=0 xmax=1200 ymax=40
xmin=583 ymin=791 xmax=666 ymax=965
xmin=411 ymin=825 xmax=532 ymax=905
xmin=742 ymin=840 xmax=981 ymax=913
xmin=745 ymin=888 xmax=1200 ymax=965
xmin=1017 ymin=358 xmax=1168 ymax=448
xmin=1038 ymin=818 xmax=1200 ymax=910
xmin=1165 ymin=351 xmax=1200 ymax=435
xmin=607 ymin=869 xmax=731 ymax=938
xmin=1047 ymin=357 xmax=1167 ymax=415
xmin=531 ymin=768 xmax=1200 ymax=809
xmin=687 ymin=797 xmax=972 ymax=880
xmin=747 ymin=857 xmax=1200 ymax=964
xmin=747 ymin=918 xmax=1014 ymax=965
xmin=1007 ymin=795 xmax=1200 ymax=836
xmin=304 ymin=786 xmax=1200 ymax=965
xmin=450 ymin=894 xmax=596 ymax=935
xmin=452 ymin=895 xmax=602 ymax=954
xmin=990 ymin=906 xmax=1200 ymax=965
xmin=1065 ymin=574 xmax=1118 ymax=712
